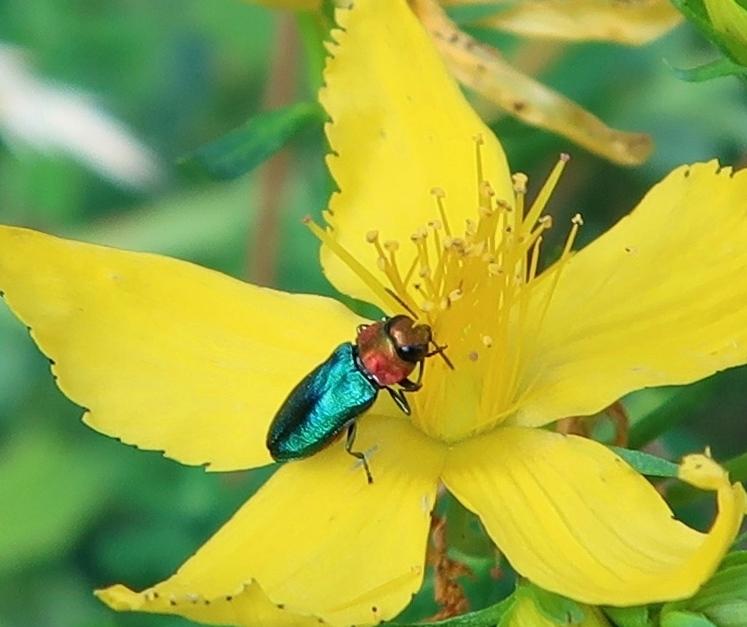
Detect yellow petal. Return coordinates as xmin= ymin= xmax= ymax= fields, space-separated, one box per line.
xmin=442 ymin=427 xmax=746 ymax=605
xmin=511 ymin=162 xmax=747 ymax=428
xmin=444 ymin=0 xmax=682 ymax=45
xmin=97 ymin=581 xmax=324 ymax=627
xmin=413 ymin=0 xmax=652 ymax=165
xmin=0 ymin=226 xmax=363 ymax=471
xmin=320 ymin=0 xmax=512 ymax=307
xmin=97 ymin=415 xmax=445 ymax=626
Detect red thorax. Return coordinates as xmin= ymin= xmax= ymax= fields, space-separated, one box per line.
xmin=356 ymin=322 xmax=415 ymax=387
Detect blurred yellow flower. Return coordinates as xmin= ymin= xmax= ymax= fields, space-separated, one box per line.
xmin=0 ymin=0 xmax=745 ymax=626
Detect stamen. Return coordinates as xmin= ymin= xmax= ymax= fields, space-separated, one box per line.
xmin=311 ymin=140 xmax=575 ymax=443
xmin=473 ymin=134 xmax=485 ymax=200
xmin=431 ymin=187 xmax=452 ymax=236
xmin=523 ymin=154 xmax=569 ymax=234
xmin=303 ymin=217 xmax=402 ymax=313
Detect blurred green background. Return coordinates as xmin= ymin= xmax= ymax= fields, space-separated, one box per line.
xmin=0 ymin=1 xmax=745 ymax=626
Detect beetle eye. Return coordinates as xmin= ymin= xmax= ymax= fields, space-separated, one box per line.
xmin=397 ymin=344 xmax=426 ymax=363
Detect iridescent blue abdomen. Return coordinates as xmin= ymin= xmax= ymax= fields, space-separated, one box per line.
xmin=266 ymin=343 xmax=377 ymax=460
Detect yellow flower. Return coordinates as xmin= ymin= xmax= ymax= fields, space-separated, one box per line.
xmin=0 ymin=0 xmax=745 ymax=626
xmin=256 ymin=0 xmax=682 ymax=164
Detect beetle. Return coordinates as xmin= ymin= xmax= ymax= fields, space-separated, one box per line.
xmin=266 ymin=315 xmax=450 ymax=484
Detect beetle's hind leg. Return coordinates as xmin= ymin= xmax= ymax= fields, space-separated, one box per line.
xmin=345 ymin=422 xmax=373 ymax=484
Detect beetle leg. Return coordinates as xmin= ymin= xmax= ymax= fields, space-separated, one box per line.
xmin=345 ymin=422 xmax=373 ymax=484
xmin=399 ymin=378 xmax=421 ymax=392
xmin=387 ymin=387 xmax=412 ymax=415
xmin=399 ymin=358 xmax=425 ymax=392
xmin=415 ymin=358 xmax=425 ymax=386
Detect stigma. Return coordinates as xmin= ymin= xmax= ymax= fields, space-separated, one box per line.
xmin=306 ymin=138 xmax=581 ymax=442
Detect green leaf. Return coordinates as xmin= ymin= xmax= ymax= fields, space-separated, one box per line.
xmin=603 ymin=605 xmax=651 ymax=627
xmin=608 ymin=446 xmax=680 ymax=478
xmin=627 ymin=384 xmax=710 ymax=449
xmin=670 ymin=57 xmax=747 ymax=82
xmin=662 ymin=551 xmax=747 ymax=625
xmin=390 ymin=597 xmax=514 ymax=626
xmin=661 ymin=610 xmax=717 ymax=627
xmin=443 ymin=493 xmax=495 ymax=559
xmin=179 ymin=102 xmax=323 ymax=180
xmin=724 ymin=451 xmax=747 ymax=483
xmin=670 ymin=0 xmax=747 ymax=75
xmin=526 ymin=585 xmax=585 ymax=624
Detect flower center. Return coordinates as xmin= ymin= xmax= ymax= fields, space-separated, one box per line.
xmin=308 ymin=138 xmax=581 ymax=442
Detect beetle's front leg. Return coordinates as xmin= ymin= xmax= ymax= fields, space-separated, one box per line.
xmin=399 ymin=358 xmax=424 ymax=393
xmin=387 ymin=387 xmax=411 ymax=415
xmin=399 ymin=377 xmax=421 ymax=392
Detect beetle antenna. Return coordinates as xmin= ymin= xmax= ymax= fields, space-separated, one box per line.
xmin=384 ymin=287 xmax=419 ymax=319
xmin=429 ymin=341 xmax=454 ymax=370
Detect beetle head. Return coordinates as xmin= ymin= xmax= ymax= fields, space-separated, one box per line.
xmin=385 ymin=315 xmax=433 ymax=364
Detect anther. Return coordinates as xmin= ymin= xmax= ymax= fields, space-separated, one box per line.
xmin=410 ymin=228 xmax=427 ymax=242
xmin=496 ymin=198 xmax=511 ymax=211
xmin=479 ymin=205 xmax=495 ymax=218
xmin=512 ymin=173 xmax=528 ymax=193
xmin=539 ymin=215 xmax=553 ymax=228
xmin=383 ymin=240 xmax=399 ymax=252
xmin=482 ymin=335 xmax=494 ymax=348
xmin=421 ymin=300 xmax=436 ymax=313
xmin=366 ymin=230 xmax=379 ymax=243
xmin=427 ymin=220 xmax=442 ymax=230
xmin=572 ymin=213 xmax=584 ymax=226
xmin=430 ymin=187 xmax=446 ymax=198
